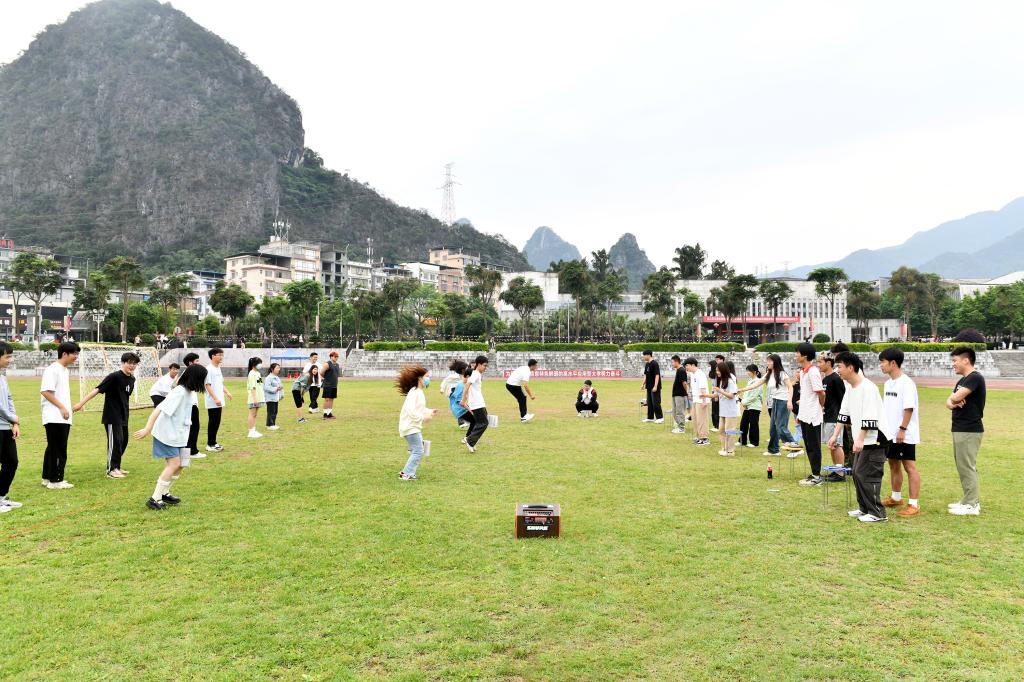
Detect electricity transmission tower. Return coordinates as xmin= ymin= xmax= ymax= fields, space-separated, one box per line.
xmin=439 ymin=162 xmax=459 ymax=227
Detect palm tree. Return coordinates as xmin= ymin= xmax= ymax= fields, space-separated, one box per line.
xmin=845 ymin=280 xmax=879 ymax=342
xmin=558 ymin=260 xmax=591 ymax=341
xmin=759 ymin=279 xmax=793 ymax=341
xmin=807 ymin=267 xmax=848 ymax=341
xmin=101 ymin=256 xmax=146 ymax=342
xmin=888 ymin=266 xmax=926 ymax=340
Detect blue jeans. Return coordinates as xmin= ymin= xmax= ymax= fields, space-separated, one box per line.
xmin=402 ymin=432 xmax=424 ymax=477
xmin=767 ymin=399 xmax=796 ymax=454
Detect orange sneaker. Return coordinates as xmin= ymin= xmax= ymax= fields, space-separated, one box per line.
xmin=881 ymin=497 xmax=905 ymax=507
xmin=897 ymin=505 xmax=920 ymax=517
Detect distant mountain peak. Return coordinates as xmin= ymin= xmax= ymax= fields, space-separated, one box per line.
xmin=609 ymin=233 xmax=655 ymax=291
xmin=523 ymin=226 xmax=581 ymax=270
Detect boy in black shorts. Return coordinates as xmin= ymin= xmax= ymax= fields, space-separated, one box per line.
xmin=879 ymin=348 xmax=921 ymax=517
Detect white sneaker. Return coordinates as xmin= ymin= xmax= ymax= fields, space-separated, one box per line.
xmin=461 ymin=437 xmax=468 ymax=444
xmin=709 ymin=427 xmax=719 ymax=433
xmin=466 ymin=444 xmax=476 ymax=453
xmin=671 ymin=428 xmax=684 ymax=434
xmin=858 ymin=514 xmax=886 ymax=523
xmin=949 ymin=503 xmax=980 ymax=516
xmin=0 ymin=497 xmax=22 ymax=508
xmin=746 ymin=444 xmax=757 ymax=448
xmin=205 ymin=444 xmax=219 ymax=452
xmin=192 ymin=452 xmax=207 ymax=458
xmin=786 ymin=451 xmax=801 ymax=459
xmin=847 ymin=509 xmax=864 ymax=517
xmin=267 ymin=425 xmax=280 ymax=430
xmin=642 ymin=419 xmax=654 ymax=423
xmin=947 ymin=501 xmax=965 ymax=509
xmin=48 ymin=481 xmax=74 ymax=490
xmin=591 ymin=413 xmax=598 ymax=418
xmin=458 ymin=422 xmax=470 ymax=429
xmin=248 ymin=430 xmax=264 ymax=439
xmin=41 ymin=479 xmax=50 ymax=487
xmin=522 ymin=414 xmax=535 ymax=422
xmin=308 ymin=408 xmax=319 ymax=413
xmin=654 ymin=418 xmax=664 ymax=424
xmin=0 ymin=504 xmax=11 ymax=513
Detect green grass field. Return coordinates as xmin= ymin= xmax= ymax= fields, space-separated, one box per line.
xmin=1 ymin=376 xmax=1021 ymax=681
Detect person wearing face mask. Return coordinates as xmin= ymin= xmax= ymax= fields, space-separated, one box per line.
xmin=397 ymin=366 xmax=438 ymax=481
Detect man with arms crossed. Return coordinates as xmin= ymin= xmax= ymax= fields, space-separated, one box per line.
xmin=946 ymin=346 xmax=985 ymax=516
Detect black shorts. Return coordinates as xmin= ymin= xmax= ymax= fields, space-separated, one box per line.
xmin=886 ymin=442 xmax=917 ymax=461
xmin=292 ymin=390 xmax=304 ymax=408
xmin=322 ymin=387 xmax=338 ymax=400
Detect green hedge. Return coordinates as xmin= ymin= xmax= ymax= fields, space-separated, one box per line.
xmin=364 ymin=342 xmax=420 ymax=351
xmin=623 ymin=343 xmax=744 ymax=353
xmin=754 ymin=342 xmax=872 ymax=353
xmin=869 ymin=342 xmax=987 ymax=352
xmin=496 ymin=342 xmax=620 ymax=352
xmin=426 ymin=342 xmax=488 ymax=351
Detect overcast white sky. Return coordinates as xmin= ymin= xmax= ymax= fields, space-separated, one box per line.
xmin=4 ymin=0 xmax=1024 ymax=273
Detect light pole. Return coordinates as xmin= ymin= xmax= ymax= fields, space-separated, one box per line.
xmin=315 ymin=298 xmax=324 ymax=335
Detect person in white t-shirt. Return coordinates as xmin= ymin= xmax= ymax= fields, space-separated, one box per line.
xmin=878 ymin=348 xmax=922 ymax=517
xmin=40 ymin=341 xmax=80 ymax=489
xmin=505 ymin=359 xmax=537 ymax=423
xmin=203 ymin=348 xmax=234 ymax=452
xmin=459 ymin=355 xmax=489 ymax=452
xmin=149 ymin=363 xmax=180 ymax=407
xmin=302 ymin=352 xmax=320 ymax=412
xmin=738 ymin=353 xmax=798 ymax=456
xmin=684 ymin=358 xmax=711 ymax=445
xmin=829 ymin=351 xmax=889 ymax=523
xmin=794 ymin=343 xmax=826 ymax=486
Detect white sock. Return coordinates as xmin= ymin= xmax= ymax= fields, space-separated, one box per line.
xmin=152 ymin=478 xmax=170 ymax=501
xmin=324 ymin=409 xmax=332 ymax=415
xmin=890 ymin=491 xmax=902 ymax=500
xmin=908 ymin=498 xmax=918 ymax=507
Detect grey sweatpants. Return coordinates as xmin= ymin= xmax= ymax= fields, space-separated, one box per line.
xmin=953 ymin=432 xmax=983 ymax=506
xmin=672 ymin=396 xmax=687 ymax=429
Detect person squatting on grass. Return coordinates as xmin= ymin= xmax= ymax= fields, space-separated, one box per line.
xmin=946 ymin=346 xmax=986 ymax=516
xmin=180 ymin=352 xmax=203 ymax=459
xmin=134 ymin=363 xmax=208 ymax=511
xmin=669 ymin=355 xmax=689 ymax=434
xmin=246 ymin=357 xmax=265 ymax=439
xmin=204 ymin=348 xmax=233 ymax=453
xmin=794 ymin=343 xmax=826 ymax=487
xmin=0 ymin=342 xmax=24 ymax=513
xmin=74 ymin=351 xmax=140 ymax=479
xmin=441 ymin=359 xmax=472 ymax=429
xmin=575 ymin=380 xmax=599 ymax=416
xmin=396 ymin=365 xmax=438 ymax=481
xmin=830 ymin=351 xmax=889 ymax=523
xmin=739 ymin=364 xmax=764 ymax=448
xmin=685 ymin=358 xmax=711 ymax=445
xmin=739 ymin=353 xmax=798 ymax=456
xmin=320 ymin=351 xmax=341 ymax=420
xmin=817 ymin=354 xmax=846 ymax=480
xmin=40 ymin=341 xmax=80 ymax=490
xmin=641 ymin=350 xmax=664 ymax=423
xmin=264 ymin=363 xmax=283 ymax=430
xmin=460 ymin=355 xmax=490 ymax=453
xmin=505 ymin=358 xmax=537 ymax=423
xmin=150 ymin=363 xmax=180 ymax=407
xmin=711 ymin=360 xmax=740 ymax=456
xmin=291 ymin=366 xmax=312 ymax=423
xmin=878 ymin=347 xmax=922 ymax=517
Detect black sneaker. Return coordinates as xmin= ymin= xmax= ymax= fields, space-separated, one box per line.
xmin=161 ymin=494 xmax=181 ymax=505
xmin=798 ymin=475 xmax=823 ymax=486
xmin=824 ymin=473 xmax=845 ymax=483
xmin=146 ymin=498 xmax=167 ymax=511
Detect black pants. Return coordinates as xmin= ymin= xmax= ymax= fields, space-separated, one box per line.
xmin=506 ymin=384 xmax=528 ymax=418
xmin=309 ymin=386 xmax=320 ymax=410
xmin=266 ymin=402 xmax=279 ymax=426
xmin=43 ymin=423 xmax=70 ymax=483
xmin=800 ymin=421 xmax=823 ymax=476
xmin=188 ymin=404 xmax=200 ymax=455
xmin=739 ymin=409 xmax=760 ymax=446
xmin=105 ymin=423 xmax=129 ymax=472
xmin=467 ymin=407 xmax=488 ymax=447
xmin=711 ymin=399 xmax=720 ymax=429
xmin=854 ymin=443 xmax=887 ymax=518
xmin=207 ymin=407 xmax=222 ymax=447
xmin=646 ymin=388 xmax=663 ymax=420
xmin=0 ymin=429 xmax=18 ymax=496
xmin=576 ymin=400 xmax=599 ymax=414
xmin=151 ymin=395 xmax=165 ymax=407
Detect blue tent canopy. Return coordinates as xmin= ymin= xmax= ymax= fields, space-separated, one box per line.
xmin=270 ymin=348 xmax=308 ymax=362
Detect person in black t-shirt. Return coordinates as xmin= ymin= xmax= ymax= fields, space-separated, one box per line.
xmin=669 ymin=355 xmax=689 ymax=433
xmin=817 ymin=354 xmax=847 ymax=480
xmin=946 ymin=347 xmax=986 ymax=515
xmin=640 ymin=350 xmax=663 ymax=423
xmin=74 ymin=351 xmax=139 ymax=478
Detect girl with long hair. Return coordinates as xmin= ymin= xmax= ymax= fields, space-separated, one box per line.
xmin=739 ymin=364 xmax=765 ymax=448
xmin=396 ymin=365 xmax=438 ymax=481
xmin=246 ymin=357 xmax=264 ymax=439
xmin=738 ymin=353 xmax=797 ymax=455
xmin=308 ymin=365 xmax=322 ymax=413
xmin=708 ymin=360 xmax=720 ymax=432
xmin=292 ymin=365 xmax=311 ymax=423
xmin=711 ymin=360 xmax=740 ymax=455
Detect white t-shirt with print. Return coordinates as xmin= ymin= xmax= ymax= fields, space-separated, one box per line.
xmin=40 ymin=361 xmax=72 ymax=425
xmin=506 ymin=366 xmax=532 ymax=387
xmin=204 ymin=364 xmax=225 ymax=409
xmin=797 ymin=365 xmax=824 ymax=426
xmin=882 ymin=373 xmax=920 ymax=444
xmin=466 ymin=370 xmax=486 ymax=410
xmin=837 ymin=380 xmax=886 ymax=447
xmin=688 ymin=368 xmax=710 ymax=405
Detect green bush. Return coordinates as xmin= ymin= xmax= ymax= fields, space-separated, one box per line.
xmin=39 ymin=342 xmax=58 ymax=352
xmin=622 ymin=343 xmax=744 ymax=353
xmin=425 ymin=341 xmax=488 ymax=351
xmin=869 ymin=342 xmax=987 ymax=353
xmin=496 ymin=342 xmax=620 ymax=352
xmin=812 ymin=333 xmax=831 ymax=343
xmin=140 ymin=333 xmax=156 ymax=345
xmin=364 ymin=342 xmax=420 ymax=351
xmin=754 ymin=342 xmax=872 ymax=353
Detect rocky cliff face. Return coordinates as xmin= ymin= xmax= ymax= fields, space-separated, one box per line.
xmin=0 ymin=0 xmax=529 ymax=271
xmin=522 ymin=226 xmax=581 ymax=270
xmin=608 ymin=233 xmax=655 ymax=291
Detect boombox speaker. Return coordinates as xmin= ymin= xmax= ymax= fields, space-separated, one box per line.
xmin=515 ymin=503 xmax=561 ymax=539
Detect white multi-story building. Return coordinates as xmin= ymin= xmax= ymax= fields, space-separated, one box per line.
xmin=178 ymin=270 xmax=225 ymax=319
xmin=0 ymin=239 xmax=94 ymax=340
xmin=225 ymin=236 xmax=322 ymax=303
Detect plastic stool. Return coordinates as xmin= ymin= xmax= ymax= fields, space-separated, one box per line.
xmin=821 ymin=465 xmax=853 ymax=510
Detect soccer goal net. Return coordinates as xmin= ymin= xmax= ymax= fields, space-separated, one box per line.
xmin=77 ymin=345 xmax=163 ymax=411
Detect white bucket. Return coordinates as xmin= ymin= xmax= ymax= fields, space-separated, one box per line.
xmin=488 ymin=415 xmax=499 ymax=428
xmin=423 ymin=440 xmax=431 ymax=457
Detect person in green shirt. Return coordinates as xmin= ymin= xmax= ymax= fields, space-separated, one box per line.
xmin=739 ymin=364 xmax=765 ymax=448
xmin=246 ymin=357 xmax=265 ymax=439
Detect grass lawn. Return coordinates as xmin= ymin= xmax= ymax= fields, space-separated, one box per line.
xmin=1 ymin=376 xmax=1022 ymax=681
